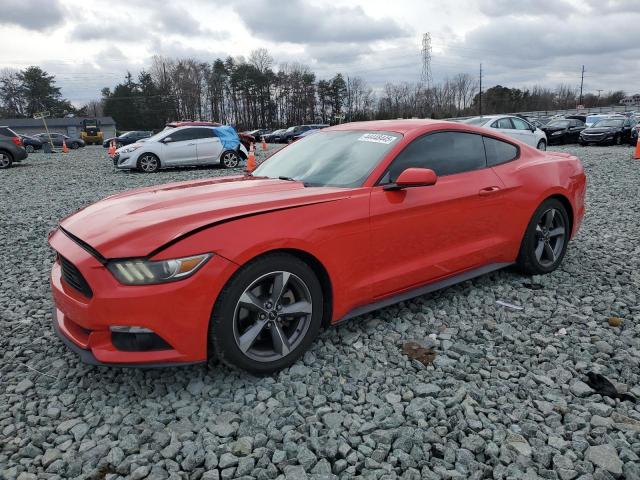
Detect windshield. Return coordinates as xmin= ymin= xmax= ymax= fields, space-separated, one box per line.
xmin=593 ymin=119 xmax=623 ymax=128
xmin=462 ymin=117 xmax=489 ymax=126
xmin=253 ymin=130 xmax=401 ymax=187
xmin=146 ymin=130 xmax=171 ymax=142
xmin=285 ymin=126 xmax=296 ymax=132
xmin=547 ymin=120 xmax=570 ymax=128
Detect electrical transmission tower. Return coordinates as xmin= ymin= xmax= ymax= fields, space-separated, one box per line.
xmin=421 ymin=33 xmax=433 ymax=90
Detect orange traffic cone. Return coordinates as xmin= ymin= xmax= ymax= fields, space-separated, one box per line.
xmin=108 ymin=139 xmax=116 ymax=157
xmin=246 ymin=142 xmax=256 ymax=173
xmin=62 ymin=139 xmax=69 ymax=153
xmin=633 ymin=137 xmax=640 ymax=160
xmin=261 ymin=136 xmax=267 ymax=151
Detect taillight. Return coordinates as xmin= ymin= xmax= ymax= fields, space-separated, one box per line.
xmin=11 ymin=137 xmax=22 ymax=146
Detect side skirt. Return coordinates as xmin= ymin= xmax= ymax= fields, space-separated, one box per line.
xmin=334 ymin=262 xmax=512 ymax=325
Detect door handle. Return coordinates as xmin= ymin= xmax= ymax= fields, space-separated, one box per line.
xmin=478 ymin=186 xmax=502 ymax=196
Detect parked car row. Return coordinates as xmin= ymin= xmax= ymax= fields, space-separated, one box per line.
xmin=463 ymin=112 xmax=638 ymax=148
xmin=245 ymin=124 xmax=329 ymax=144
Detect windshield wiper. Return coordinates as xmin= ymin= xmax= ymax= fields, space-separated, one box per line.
xmin=278 ymin=176 xmax=297 ymax=181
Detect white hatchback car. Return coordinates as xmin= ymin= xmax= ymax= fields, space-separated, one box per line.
xmin=113 ymin=126 xmax=248 ymax=173
xmin=463 ymin=115 xmax=548 ymax=150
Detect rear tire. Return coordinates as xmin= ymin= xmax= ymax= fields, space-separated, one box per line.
xmin=536 ymin=140 xmax=547 ymax=151
xmin=614 ymin=135 xmax=622 ymax=146
xmin=210 ymin=253 xmax=324 ymax=373
xmin=71 ymin=142 xmax=80 ymax=149
xmin=221 ymin=150 xmax=240 ymax=168
xmin=517 ymin=198 xmax=569 ymax=275
xmin=137 ymin=153 xmax=160 ymax=173
xmin=0 ymin=151 xmax=13 ymax=169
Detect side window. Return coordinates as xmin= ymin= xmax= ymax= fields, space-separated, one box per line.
xmin=624 ymin=119 xmax=631 ymax=127
xmin=167 ymin=128 xmax=199 ymax=142
xmin=483 ymin=136 xmax=518 ymax=167
xmin=191 ymin=128 xmax=215 ymax=139
xmin=512 ymin=118 xmax=531 ymax=130
xmin=492 ymin=118 xmax=514 ymax=129
xmin=385 ymin=132 xmax=486 ymax=182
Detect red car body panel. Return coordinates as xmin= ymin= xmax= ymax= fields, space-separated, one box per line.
xmin=49 ymin=120 xmax=586 ymax=366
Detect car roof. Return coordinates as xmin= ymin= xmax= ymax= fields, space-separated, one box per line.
xmin=326 ymin=119 xmax=459 ymax=134
xmin=167 ymin=121 xmax=221 ymax=127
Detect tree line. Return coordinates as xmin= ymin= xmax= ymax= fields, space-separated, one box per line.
xmin=0 ymin=52 xmax=629 ymax=132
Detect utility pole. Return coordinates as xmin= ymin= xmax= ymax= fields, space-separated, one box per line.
xmin=596 ymin=89 xmax=603 ymax=107
xmin=479 ymin=63 xmax=483 ymax=116
xmin=579 ymin=65 xmax=585 ymax=106
xmin=421 ymin=32 xmax=433 ymax=118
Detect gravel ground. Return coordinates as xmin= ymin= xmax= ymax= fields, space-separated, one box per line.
xmin=1 ymin=144 xmax=639 ymax=480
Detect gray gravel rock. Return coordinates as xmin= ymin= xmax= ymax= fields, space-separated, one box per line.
xmin=1 ymin=145 xmax=640 ymax=479
xmin=586 ymin=444 xmax=623 ymax=475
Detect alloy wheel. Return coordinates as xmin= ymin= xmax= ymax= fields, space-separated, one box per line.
xmin=534 ymin=208 xmax=566 ymax=267
xmin=222 ymin=152 xmax=239 ymax=168
xmin=233 ymin=271 xmax=313 ymax=362
xmin=139 ymin=155 xmax=158 ymax=172
xmin=0 ymin=153 xmax=10 ymax=168
xmin=26 ymin=145 xmax=34 ymax=153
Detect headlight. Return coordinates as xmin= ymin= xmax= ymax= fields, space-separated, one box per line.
xmin=552 ymin=131 xmax=563 ymax=136
xmin=107 ymin=254 xmax=211 ymax=285
xmin=120 ymin=143 xmax=142 ymax=153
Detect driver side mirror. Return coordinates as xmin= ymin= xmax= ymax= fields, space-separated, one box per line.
xmin=384 ymin=168 xmax=438 ymax=191
xmin=162 ymin=136 xmax=173 ymax=143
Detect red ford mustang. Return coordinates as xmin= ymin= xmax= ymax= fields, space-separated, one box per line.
xmin=49 ymin=120 xmax=586 ymax=372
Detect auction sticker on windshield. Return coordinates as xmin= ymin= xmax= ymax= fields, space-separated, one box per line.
xmin=357 ymin=133 xmax=398 ymax=144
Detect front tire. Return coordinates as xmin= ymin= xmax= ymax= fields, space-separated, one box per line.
xmin=614 ymin=135 xmax=622 ymax=146
xmin=210 ymin=253 xmax=324 ymax=373
xmin=536 ymin=140 xmax=547 ymax=151
xmin=221 ymin=150 xmax=240 ymax=168
xmin=71 ymin=142 xmax=80 ymax=149
xmin=517 ymin=198 xmax=569 ymax=275
xmin=137 ymin=153 xmax=160 ymax=173
xmin=25 ymin=145 xmax=35 ymax=153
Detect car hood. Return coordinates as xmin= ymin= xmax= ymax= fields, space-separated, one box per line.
xmin=543 ymin=127 xmax=567 ymax=133
xmin=582 ymin=127 xmax=616 ymax=134
xmin=59 ymin=176 xmax=351 ymax=259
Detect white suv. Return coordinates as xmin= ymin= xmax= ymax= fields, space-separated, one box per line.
xmin=113 ymin=126 xmax=248 ymax=173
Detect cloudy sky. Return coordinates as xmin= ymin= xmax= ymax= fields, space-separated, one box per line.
xmin=1 ymin=0 xmax=639 ymax=105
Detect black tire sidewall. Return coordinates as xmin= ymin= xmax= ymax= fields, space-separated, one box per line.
xmin=517 ymin=198 xmax=570 ymax=275
xmin=537 ymin=140 xmax=546 ymax=150
xmin=210 ymin=253 xmax=324 ymax=373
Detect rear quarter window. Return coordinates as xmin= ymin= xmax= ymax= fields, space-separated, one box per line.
xmin=483 ymin=136 xmax=519 ymax=167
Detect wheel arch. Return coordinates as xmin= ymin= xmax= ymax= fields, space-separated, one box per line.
xmin=546 ymin=193 xmax=574 ymax=238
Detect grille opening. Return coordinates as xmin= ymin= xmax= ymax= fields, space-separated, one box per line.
xmin=59 ymin=255 xmax=93 ymax=298
xmin=111 ymin=332 xmax=172 ymax=352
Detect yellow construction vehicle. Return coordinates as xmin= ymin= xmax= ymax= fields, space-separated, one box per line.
xmin=80 ymin=119 xmax=103 ymax=145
